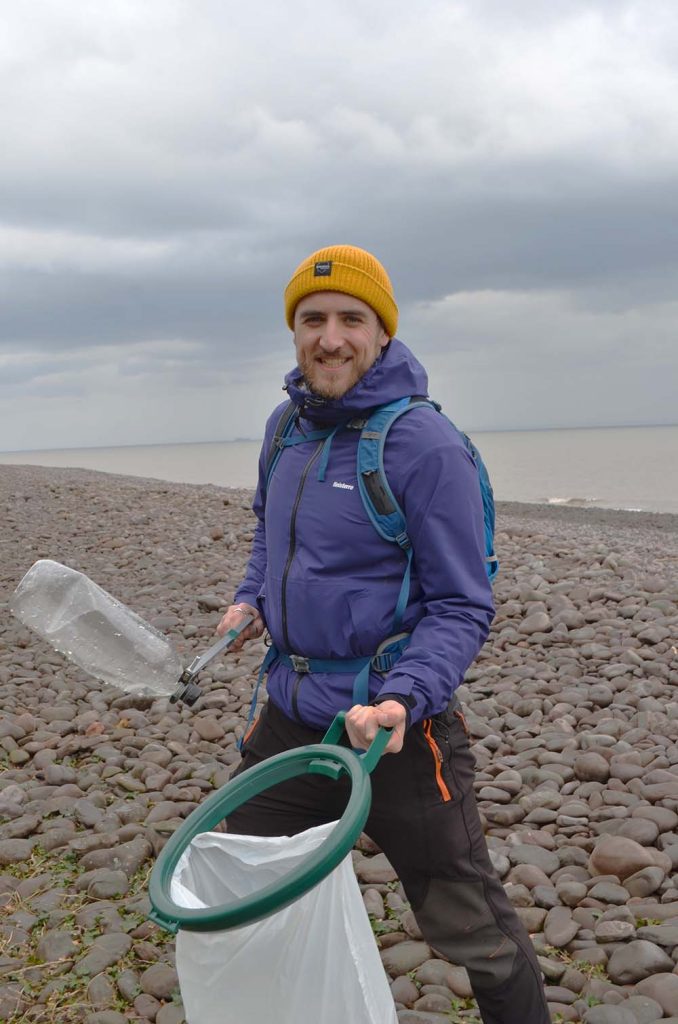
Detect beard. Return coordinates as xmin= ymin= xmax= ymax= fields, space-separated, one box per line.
xmin=297 ymin=352 xmax=364 ymax=400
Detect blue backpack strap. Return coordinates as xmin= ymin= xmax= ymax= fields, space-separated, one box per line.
xmin=238 ymin=643 xmax=279 ymax=750
xmin=356 ymin=397 xmax=419 ymax=634
xmin=445 ymin=424 xmax=499 ymax=580
xmin=357 ymin=398 xmax=499 ymax=593
xmin=264 ymin=402 xmax=298 ymax=491
xmin=264 ymin=401 xmax=335 ymax=491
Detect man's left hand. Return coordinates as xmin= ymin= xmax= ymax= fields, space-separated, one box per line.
xmin=345 ymin=700 xmax=407 ymax=754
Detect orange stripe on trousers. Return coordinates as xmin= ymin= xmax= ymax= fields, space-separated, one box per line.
xmin=423 ymin=720 xmax=452 ymax=802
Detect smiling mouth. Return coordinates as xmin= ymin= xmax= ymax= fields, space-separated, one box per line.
xmin=317 ymin=357 xmax=350 ymax=369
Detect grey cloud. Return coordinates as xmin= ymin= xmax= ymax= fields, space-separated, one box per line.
xmin=2 ymin=0 xmax=677 ymax=448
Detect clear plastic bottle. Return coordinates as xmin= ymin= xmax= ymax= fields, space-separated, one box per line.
xmin=10 ymin=559 xmax=184 ymax=698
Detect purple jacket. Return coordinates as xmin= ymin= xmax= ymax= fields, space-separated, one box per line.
xmin=235 ymin=338 xmax=494 ymax=729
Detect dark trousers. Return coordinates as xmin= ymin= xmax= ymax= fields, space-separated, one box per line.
xmin=227 ymin=700 xmax=550 ymax=1024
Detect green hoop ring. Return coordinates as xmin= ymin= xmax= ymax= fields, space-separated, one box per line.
xmin=148 ymin=714 xmax=389 ymax=933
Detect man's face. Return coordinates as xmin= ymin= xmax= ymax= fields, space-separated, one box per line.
xmin=293 ymin=291 xmax=389 ymax=400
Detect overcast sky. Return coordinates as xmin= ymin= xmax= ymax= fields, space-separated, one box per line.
xmin=2 ymin=0 xmax=677 ymax=451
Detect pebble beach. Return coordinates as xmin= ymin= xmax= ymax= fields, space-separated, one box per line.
xmin=1 ymin=464 xmax=677 ymax=1024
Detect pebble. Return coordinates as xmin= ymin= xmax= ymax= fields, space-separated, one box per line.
xmin=381 ymin=941 xmax=432 ymax=977
xmin=582 ymin=1007 xmax=637 ymax=1024
xmin=634 ymin=974 xmax=678 ymax=1016
xmin=589 ymin=837 xmax=657 ymax=881
xmin=606 ymin=941 xmax=675 ymax=985
xmin=74 ymin=934 xmax=133 ymax=977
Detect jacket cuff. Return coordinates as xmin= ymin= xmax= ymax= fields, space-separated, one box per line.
xmin=372 ymin=693 xmax=415 ymax=731
xmin=233 ymin=588 xmax=262 ymax=610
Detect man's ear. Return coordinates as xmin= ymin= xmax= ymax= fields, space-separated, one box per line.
xmin=378 ymin=318 xmax=390 ymax=347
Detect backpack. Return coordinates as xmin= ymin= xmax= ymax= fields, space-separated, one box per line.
xmin=265 ymin=396 xmax=498 ymax=637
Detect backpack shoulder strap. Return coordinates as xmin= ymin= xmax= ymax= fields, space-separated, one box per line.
xmin=356 ymin=397 xmax=438 ymax=634
xmin=264 ymin=401 xmax=298 ymax=491
xmin=436 ymin=415 xmax=499 ymax=580
xmin=357 ymin=397 xmax=499 ymax=581
xmin=356 ymin=397 xmax=437 ymax=547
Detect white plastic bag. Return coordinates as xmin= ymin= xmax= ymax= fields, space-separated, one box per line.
xmin=171 ymin=821 xmax=398 ymax=1024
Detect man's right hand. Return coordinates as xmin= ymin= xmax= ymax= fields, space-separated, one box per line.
xmin=216 ymin=602 xmax=264 ymax=652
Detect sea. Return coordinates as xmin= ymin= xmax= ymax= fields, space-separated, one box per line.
xmin=1 ymin=424 xmax=677 ymax=515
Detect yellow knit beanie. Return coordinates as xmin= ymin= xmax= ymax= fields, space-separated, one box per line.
xmin=284 ymin=245 xmax=399 ymax=337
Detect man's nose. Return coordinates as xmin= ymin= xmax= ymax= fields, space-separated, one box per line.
xmin=319 ymin=317 xmax=344 ymax=351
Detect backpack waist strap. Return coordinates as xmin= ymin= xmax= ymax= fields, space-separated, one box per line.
xmin=277 ymin=638 xmax=408 ymax=678
xmin=278 ymin=632 xmax=410 ymax=709
xmin=239 ymin=634 xmax=410 ymax=749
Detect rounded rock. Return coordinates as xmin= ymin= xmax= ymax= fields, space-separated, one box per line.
xmin=139 ymin=963 xmax=181 ymax=1001
xmin=574 ymin=753 xmax=610 ymax=783
xmin=606 ymin=940 xmax=674 ymax=985
xmin=589 ymin=836 xmax=655 ymax=881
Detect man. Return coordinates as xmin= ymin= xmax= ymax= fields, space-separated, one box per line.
xmin=217 ymin=245 xmax=550 ymax=1024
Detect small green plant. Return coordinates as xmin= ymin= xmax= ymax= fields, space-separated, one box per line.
xmin=368 ymin=915 xmax=394 ymax=937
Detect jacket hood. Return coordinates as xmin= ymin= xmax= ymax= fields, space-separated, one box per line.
xmin=283 ymin=338 xmax=429 ymax=425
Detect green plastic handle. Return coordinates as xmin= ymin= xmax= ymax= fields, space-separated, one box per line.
xmin=148 ymin=713 xmax=390 ymax=934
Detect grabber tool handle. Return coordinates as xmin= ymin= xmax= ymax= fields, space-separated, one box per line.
xmin=170 ymin=615 xmax=253 ymax=705
xmin=184 ymin=615 xmax=254 ymax=679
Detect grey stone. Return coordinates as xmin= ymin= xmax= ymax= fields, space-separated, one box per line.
xmin=589 ymin=837 xmax=655 ymax=881
xmin=544 ymin=906 xmax=579 ymax=947
xmin=73 ymin=798 xmax=105 ymax=827
xmin=74 ymin=933 xmax=133 ymax=977
xmin=624 ymin=866 xmax=665 ymax=898
xmin=391 ymin=975 xmax=420 ymax=1007
xmin=574 ymin=753 xmax=610 ymax=783
xmin=634 ymin=974 xmax=678 ymax=1016
xmin=414 ymin=993 xmax=453 ymax=1012
xmin=621 ymin=994 xmax=665 ymax=1023
xmin=0 ymin=983 xmax=24 ymax=1020
xmin=139 ymin=962 xmax=180 ymax=1000
xmin=156 ymin=1006 xmax=186 ymax=1024
xmin=0 ymin=839 xmax=33 ymax=865
xmin=115 ymin=968 xmax=140 ymax=1003
xmin=583 ymin=1007 xmax=637 ymax=1024
xmin=588 ymin=882 xmax=630 ymax=904
xmin=87 ymin=974 xmax=118 ymax=1009
xmin=606 ymin=940 xmax=674 ymax=985
xmin=355 ymin=852 xmax=398 ymax=884
xmin=134 ymin=992 xmax=162 ymax=1018
xmin=519 ymin=611 xmax=552 ymax=634
xmin=507 ymin=844 xmax=559 ymax=876
xmin=381 ymin=940 xmax=432 ymax=977
xmin=414 ymin=959 xmax=470 ymax=994
xmin=79 ymin=835 xmax=151 ymax=878
xmin=36 ymin=928 xmax=79 ymax=962
xmin=636 ymin=924 xmax=678 ymax=947
xmin=594 ymin=920 xmax=636 ymax=942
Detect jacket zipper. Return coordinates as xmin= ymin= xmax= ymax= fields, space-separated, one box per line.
xmin=281 ymin=440 xmax=324 ymax=652
xmin=423 ymin=719 xmax=452 ymax=802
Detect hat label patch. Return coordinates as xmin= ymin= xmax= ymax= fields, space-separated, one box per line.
xmin=314 ymin=260 xmax=332 ymax=276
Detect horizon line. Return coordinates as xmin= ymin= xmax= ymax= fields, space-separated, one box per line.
xmin=1 ymin=421 xmax=677 ymax=456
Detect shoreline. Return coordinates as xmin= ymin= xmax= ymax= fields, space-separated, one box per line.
xmin=4 ymin=461 xmax=678 ymax=532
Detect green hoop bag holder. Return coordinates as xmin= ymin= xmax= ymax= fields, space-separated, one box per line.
xmin=148 ymin=713 xmax=398 ymax=1024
